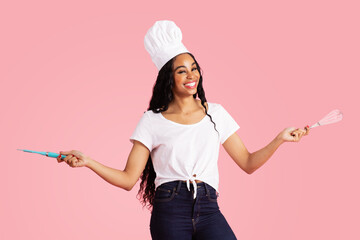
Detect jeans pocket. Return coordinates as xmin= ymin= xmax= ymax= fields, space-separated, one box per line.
xmin=154 ymin=186 xmax=176 ymax=202
xmin=207 ymin=186 xmax=218 ymax=202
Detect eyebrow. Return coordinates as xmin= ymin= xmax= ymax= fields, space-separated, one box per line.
xmin=174 ymin=62 xmax=196 ymax=71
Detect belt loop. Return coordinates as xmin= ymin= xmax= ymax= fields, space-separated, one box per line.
xmin=175 ymin=180 xmax=182 ymax=193
xmin=204 ymin=182 xmax=210 ymax=196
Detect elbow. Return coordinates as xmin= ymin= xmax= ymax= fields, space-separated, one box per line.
xmin=123 ymin=180 xmax=137 ymax=191
xmin=121 ymin=171 xmax=136 ymax=191
xmin=245 ymin=155 xmax=256 ymax=174
xmin=246 ymin=168 xmax=255 ymax=175
xmin=241 ymin=165 xmax=255 ymax=175
xmin=123 ymin=182 xmax=135 ymax=191
xmin=244 ymin=163 xmax=256 ymax=174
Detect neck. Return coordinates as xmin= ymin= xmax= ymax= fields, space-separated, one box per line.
xmin=170 ymin=96 xmax=199 ymax=114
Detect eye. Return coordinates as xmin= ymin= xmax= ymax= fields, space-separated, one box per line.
xmin=177 ymin=68 xmax=197 ymax=74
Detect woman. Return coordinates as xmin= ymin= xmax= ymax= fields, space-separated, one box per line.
xmin=57 ymin=21 xmax=310 ymax=239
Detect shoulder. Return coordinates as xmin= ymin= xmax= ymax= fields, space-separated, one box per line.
xmin=206 ymin=102 xmax=222 ymax=112
xmin=143 ymin=109 xmax=162 ymax=122
xmin=196 ymin=100 xmax=220 ymax=113
xmin=143 ymin=109 xmax=155 ymax=119
xmin=134 ymin=110 xmax=153 ymax=123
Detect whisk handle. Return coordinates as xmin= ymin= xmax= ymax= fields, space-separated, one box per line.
xmin=310 ymin=122 xmax=320 ymax=129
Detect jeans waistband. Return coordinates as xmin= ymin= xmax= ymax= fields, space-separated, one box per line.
xmin=159 ymin=180 xmax=212 ymax=196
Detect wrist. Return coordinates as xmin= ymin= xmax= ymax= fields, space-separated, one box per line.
xmin=85 ymin=157 xmax=95 ymax=169
xmin=275 ymin=134 xmax=285 ymax=145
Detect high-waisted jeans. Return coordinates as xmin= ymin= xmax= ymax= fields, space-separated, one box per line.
xmin=150 ymin=180 xmax=237 ymax=240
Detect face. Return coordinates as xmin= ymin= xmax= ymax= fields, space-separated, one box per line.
xmin=171 ymin=53 xmax=200 ymax=98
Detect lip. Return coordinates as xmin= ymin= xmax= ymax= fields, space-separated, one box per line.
xmin=184 ymin=80 xmax=196 ymax=85
xmin=184 ymin=81 xmax=197 ymax=89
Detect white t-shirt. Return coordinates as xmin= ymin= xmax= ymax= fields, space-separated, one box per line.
xmin=129 ymin=102 xmax=240 ymax=199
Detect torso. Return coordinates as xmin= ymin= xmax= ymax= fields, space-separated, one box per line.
xmin=160 ymin=100 xmax=208 ymax=125
xmin=161 ymin=100 xmax=207 ymax=183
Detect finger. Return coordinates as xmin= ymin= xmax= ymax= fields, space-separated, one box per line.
xmin=63 ymin=155 xmax=70 ymax=161
xmin=68 ymin=155 xmax=76 ymax=163
xmin=60 ymin=150 xmax=74 ymax=156
xmin=65 ymin=150 xmax=82 ymax=159
xmin=295 ymin=128 xmax=305 ymax=133
xmin=291 ymin=127 xmax=300 ymax=134
xmin=299 ymin=129 xmax=307 ymax=139
xmin=71 ymin=159 xmax=77 ymax=167
xmin=298 ymin=132 xmax=303 ymax=139
xmin=70 ymin=157 xmax=79 ymax=167
xmin=70 ymin=156 xmax=78 ymax=165
xmin=64 ymin=154 xmax=73 ymax=163
xmin=291 ymin=130 xmax=300 ymax=137
xmin=74 ymin=158 xmax=80 ymax=167
xmin=57 ymin=156 xmax=63 ymax=163
xmin=294 ymin=132 xmax=300 ymax=141
xmin=57 ymin=153 xmax=64 ymax=162
xmin=294 ymin=129 xmax=306 ymax=136
xmin=301 ymin=128 xmax=307 ymax=135
xmin=68 ymin=159 xmax=75 ymax=167
xmin=67 ymin=156 xmax=73 ymax=165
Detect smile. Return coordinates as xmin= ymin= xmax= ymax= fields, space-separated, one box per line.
xmin=184 ymin=81 xmax=197 ymax=89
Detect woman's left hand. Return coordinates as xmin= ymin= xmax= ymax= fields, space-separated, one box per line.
xmin=277 ymin=126 xmax=310 ymax=143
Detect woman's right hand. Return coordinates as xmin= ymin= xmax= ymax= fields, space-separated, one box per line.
xmin=57 ymin=150 xmax=91 ymax=168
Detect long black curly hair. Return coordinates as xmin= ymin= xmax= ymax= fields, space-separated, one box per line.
xmin=136 ymin=52 xmax=219 ymax=212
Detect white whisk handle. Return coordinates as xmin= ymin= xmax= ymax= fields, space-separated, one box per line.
xmin=310 ymin=122 xmax=320 ymax=129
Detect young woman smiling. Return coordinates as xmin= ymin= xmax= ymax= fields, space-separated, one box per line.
xmin=57 ymin=21 xmax=310 ymax=240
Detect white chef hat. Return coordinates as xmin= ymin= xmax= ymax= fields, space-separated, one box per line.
xmin=144 ymin=20 xmax=189 ymax=71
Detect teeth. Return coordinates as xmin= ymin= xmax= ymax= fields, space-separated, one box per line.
xmin=185 ymin=82 xmax=196 ymax=87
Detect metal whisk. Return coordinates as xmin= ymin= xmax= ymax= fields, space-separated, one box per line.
xmin=309 ymin=109 xmax=343 ymax=129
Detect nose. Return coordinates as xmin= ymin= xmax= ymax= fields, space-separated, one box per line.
xmin=187 ymin=71 xmax=196 ymax=79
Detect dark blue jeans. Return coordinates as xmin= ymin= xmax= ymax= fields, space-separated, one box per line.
xmin=150 ymin=180 xmax=237 ymax=240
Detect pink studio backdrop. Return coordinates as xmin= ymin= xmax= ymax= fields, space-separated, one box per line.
xmin=1 ymin=0 xmax=359 ymax=239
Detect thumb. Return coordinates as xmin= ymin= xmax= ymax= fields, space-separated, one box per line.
xmin=288 ymin=127 xmax=298 ymax=136
xmin=60 ymin=150 xmax=72 ymax=155
xmin=287 ymin=127 xmax=296 ymax=131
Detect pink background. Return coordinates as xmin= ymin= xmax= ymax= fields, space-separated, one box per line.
xmin=1 ymin=0 xmax=359 ymax=239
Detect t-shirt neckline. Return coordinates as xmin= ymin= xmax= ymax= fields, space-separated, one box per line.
xmin=159 ymin=102 xmax=210 ymax=126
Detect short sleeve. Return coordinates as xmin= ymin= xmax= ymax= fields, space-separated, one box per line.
xmin=129 ymin=111 xmax=153 ymax=152
xmin=218 ymin=104 xmax=240 ymax=144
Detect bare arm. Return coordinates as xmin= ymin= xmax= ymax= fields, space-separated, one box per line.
xmin=86 ymin=140 xmax=150 ymax=191
xmin=222 ymin=126 xmax=310 ymax=174
xmin=245 ymin=126 xmax=310 ymax=173
xmin=222 ymin=132 xmax=251 ymax=174
xmin=245 ymin=135 xmax=283 ymax=174
xmin=222 ymin=132 xmax=283 ymax=174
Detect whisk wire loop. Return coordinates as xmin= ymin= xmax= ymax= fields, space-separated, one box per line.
xmin=310 ymin=109 xmax=343 ymax=129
